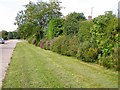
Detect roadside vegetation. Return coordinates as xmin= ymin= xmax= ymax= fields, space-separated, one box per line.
xmin=0 ymin=30 xmax=20 ymax=40
xmin=14 ymin=1 xmax=119 ymax=70
xmin=2 ymin=42 xmax=118 ymax=88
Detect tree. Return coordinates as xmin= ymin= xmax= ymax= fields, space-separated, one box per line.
xmin=15 ymin=1 xmax=62 ymax=41
xmin=78 ymin=20 xmax=93 ymax=42
xmin=63 ymin=12 xmax=86 ymax=35
xmin=8 ymin=32 xmax=13 ymax=39
xmin=12 ymin=31 xmax=20 ymax=39
xmin=47 ymin=18 xmax=64 ymax=39
xmin=0 ymin=30 xmax=8 ymax=40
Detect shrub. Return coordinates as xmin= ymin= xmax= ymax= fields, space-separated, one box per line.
xmin=40 ymin=38 xmax=48 ymax=50
xmin=51 ymin=35 xmax=78 ymax=57
xmin=51 ymin=36 xmax=62 ymax=54
xmin=40 ymin=38 xmax=55 ymax=50
xmin=60 ymin=36 xmax=70 ymax=56
xmin=44 ymin=40 xmax=51 ymax=50
xmin=76 ymin=41 xmax=91 ymax=59
xmin=84 ymin=48 xmax=99 ymax=62
xmin=98 ymin=47 xmax=118 ymax=70
xmin=27 ymin=35 xmax=35 ymax=45
xmin=68 ymin=36 xmax=78 ymax=56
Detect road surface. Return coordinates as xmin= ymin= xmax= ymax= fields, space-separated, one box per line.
xmin=0 ymin=40 xmax=21 ymax=88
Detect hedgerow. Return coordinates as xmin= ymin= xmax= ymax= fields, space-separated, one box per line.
xmin=15 ymin=0 xmax=118 ymax=70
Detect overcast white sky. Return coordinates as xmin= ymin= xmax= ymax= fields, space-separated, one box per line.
xmin=0 ymin=0 xmax=119 ymax=31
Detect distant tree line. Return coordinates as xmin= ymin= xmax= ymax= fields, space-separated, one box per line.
xmin=15 ymin=1 xmax=119 ymax=70
xmin=0 ymin=30 xmax=20 ymax=40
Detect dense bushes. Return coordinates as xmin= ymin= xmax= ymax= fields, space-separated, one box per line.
xmin=40 ymin=11 xmax=118 ymax=70
xmin=49 ymin=36 xmax=99 ymax=62
xmin=51 ymin=35 xmax=78 ymax=56
xmin=61 ymin=36 xmax=78 ymax=56
xmin=51 ymin=36 xmax=62 ymax=53
xmin=90 ymin=11 xmax=118 ymax=70
xmin=77 ymin=44 xmax=99 ymax=62
xmin=41 ymin=36 xmax=118 ymax=70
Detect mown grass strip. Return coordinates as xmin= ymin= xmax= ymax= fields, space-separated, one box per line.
xmin=2 ymin=42 xmax=118 ymax=88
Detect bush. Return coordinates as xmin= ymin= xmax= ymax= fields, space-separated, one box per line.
xmin=51 ymin=36 xmax=62 ymax=54
xmin=51 ymin=35 xmax=78 ymax=57
xmin=84 ymin=48 xmax=99 ymax=62
xmin=28 ymin=36 xmax=34 ymax=44
xmin=40 ymin=38 xmax=54 ymax=50
xmin=44 ymin=40 xmax=51 ymax=50
xmin=51 ymin=35 xmax=99 ymax=62
xmin=76 ymin=41 xmax=91 ymax=59
xmin=68 ymin=36 xmax=78 ymax=56
xmin=40 ymin=38 xmax=48 ymax=49
xmin=27 ymin=34 xmax=40 ymax=47
xmin=98 ymin=47 xmax=118 ymax=70
xmin=60 ymin=36 xmax=71 ymax=56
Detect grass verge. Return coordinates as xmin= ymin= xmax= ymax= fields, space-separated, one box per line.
xmin=2 ymin=42 xmax=118 ymax=88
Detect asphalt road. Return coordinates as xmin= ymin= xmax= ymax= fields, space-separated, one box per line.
xmin=0 ymin=40 xmax=21 ymax=87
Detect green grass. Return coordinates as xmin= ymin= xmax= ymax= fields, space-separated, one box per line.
xmin=2 ymin=42 xmax=118 ymax=88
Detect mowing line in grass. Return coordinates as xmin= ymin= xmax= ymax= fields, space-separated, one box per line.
xmin=2 ymin=42 xmax=118 ymax=88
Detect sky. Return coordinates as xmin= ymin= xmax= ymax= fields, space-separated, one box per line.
xmin=0 ymin=0 xmax=119 ymax=31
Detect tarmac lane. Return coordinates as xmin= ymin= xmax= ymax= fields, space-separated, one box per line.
xmin=0 ymin=40 xmax=21 ymax=88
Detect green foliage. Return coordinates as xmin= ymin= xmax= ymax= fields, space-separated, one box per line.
xmin=90 ymin=11 xmax=118 ymax=69
xmin=0 ymin=31 xmax=20 ymax=40
xmin=12 ymin=32 xmax=20 ymax=39
xmin=0 ymin=30 xmax=8 ymax=40
xmin=45 ymin=18 xmax=64 ymax=40
xmin=68 ymin=36 xmax=78 ymax=56
xmin=41 ymin=39 xmax=51 ymax=50
xmin=60 ymin=36 xmax=71 ymax=56
xmin=15 ymin=1 xmax=62 ymax=41
xmin=50 ymin=36 xmax=61 ymax=54
xmin=84 ymin=48 xmax=99 ymax=62
xmin=98 ymin=48 xmax=118 ymax=70
xmin=78 ymin=20 xmax=93 ymax=42
xmin=8 ymin=32 xmax=14 ymax=39
xmin=18 ymin=22 xmax=38 ymax=39
xmin=64 ymin=12 xmax=86 ymax=35
xmin=47 ymin=20 xmax=54 ymax=39
xmin=77 ymin=20 xmax=98 ymax=62
xmin=50 ymin=11 xmax=118 ymax=70
xmin=28 ymin=35 xmax=33 ymax=44
xmin=51 ymin=35 xmax=78 ymax=57
xmin=76 ymin=41 xmax=91 ymax=59
xmin=91 ymin=11 xmax=118 ymax=52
